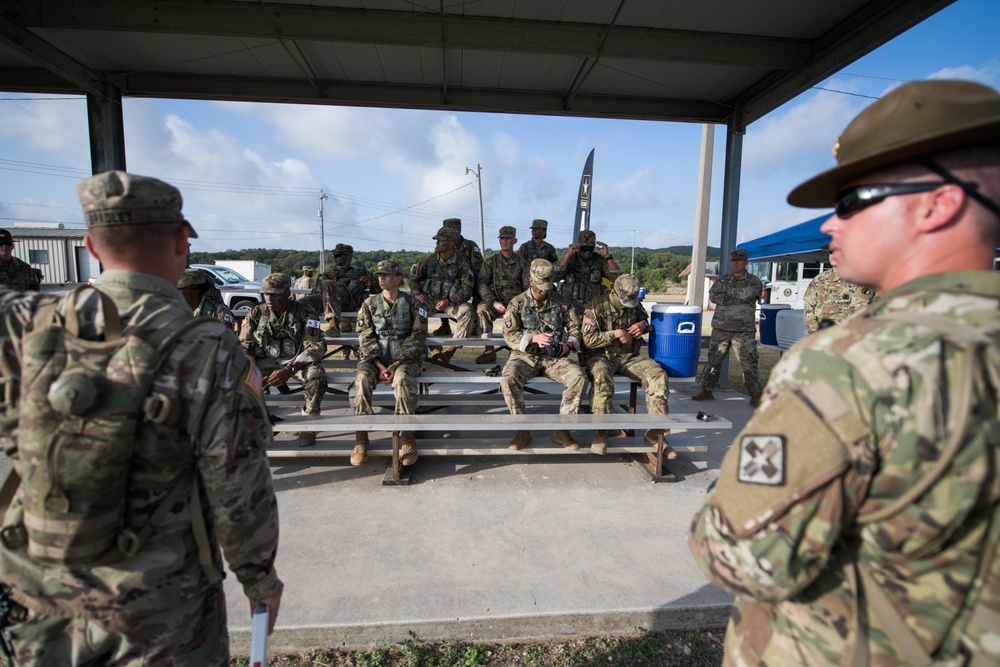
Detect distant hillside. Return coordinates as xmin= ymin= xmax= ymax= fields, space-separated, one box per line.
xmin=663 ymin=245 xmax=721 ymax=259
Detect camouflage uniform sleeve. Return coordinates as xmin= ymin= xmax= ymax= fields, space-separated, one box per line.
xmin=399 ymin=296 xmax=427 ymax=363
xmin=581 ymin=301 xmax=613 ymax=350
xmin=550 ymin=257 xmax=569 ymax=282
xmin=802 ymin=276 xmax=823 ymax=334
xmin=410 ymin=256 xmax=429 ymax=296
xmin=708 ymin=275 xmax=727 ymax=305
xmin=239 ymin=306 xmax=261 ymax=352
xmin=502 ymin=294 xmax=529 ymax=350
xmin=602 ymin=256 xmax=621 ymax=283
xmin=519 ymin=257 xmax=531 ymax=292
xmin=478 ymin=257 xmax=498 ymax=303
xmin=561 ymin=297 xmax=582 ymax=351
xmin=192 ymin=331 xmax=280 ymax=602
xmin=356 ymin=296 xmax=381 ymax=363
xmin=297 ymin=308 xmax=326 ymax=364
xmin=449 ymin=257 xmax=475 ymax=304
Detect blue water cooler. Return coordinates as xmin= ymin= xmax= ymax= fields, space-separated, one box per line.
xmin=759 ymin=304 xmax=791 ymax=346
xmin=648 ymin=305 xmax=702 ymax=377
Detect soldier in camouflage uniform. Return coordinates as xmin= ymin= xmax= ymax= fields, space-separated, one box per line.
xmin=0 ymin=228 xmax=40 ymax=291
xmin=581 ymin=274 xmax=671 ymax=456
xmin=552 ymin=229 xmax=622 ymax=312
xmin=434 ymin=218 xmax=484 ymax=337
xmin=240 ymin=272 xmax=328 ymax=446
xmin=350 ymin=259 xmax=427 ymax=467
xmin=692 ymin=249 xmax=763 ymax=406
xmin=177 ymin=267 xmax=237 ymax=330
xmin=292 ymin=264 xmax=316 ymax=300
xmin=802 ymin=252 xmax=878 ymax=333
xmin=689 ymin=80 xmax=1000 ymax=666
xmin=501 ymin=259 xmax=588 ymax=451
xmin=410 ymin=226 xmax=476 ymax=362
xmin=0 ymin=171 xmax=282 ymax=666
xmin=475 ymin=225 xmax=529 ymax=364
xmin=516 ymin=218 xmax=559 ymax=264
xmin=307 ymin=243 xmax=374 ymax=338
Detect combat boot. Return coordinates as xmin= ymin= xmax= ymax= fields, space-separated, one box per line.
xmin=438 ymin=346 xmax=458 ymax=363
xmin=475 ymin=347 xmax=497 ymax=364
xmin=351 ymin=432 xmax=369 ymax=466
xmin=551 ymin=430 xmax=580 ymax=450
xmin=590 ymin=430 xmax=608 ymax=455
xmin=691 ymin=388 xmax=714 ymax=401
xmin=297 ymin=431 xmax=316 ymax=447
xmin=749 ymin=395 xmax=761 ymax=408
xmin=644 ymin=429 xmax=677 ymax=459
xmin=400 ymin=431 xmax=419 ymax=466
xmin=432 ymin=319 xmax=452 ymax=336
xmin=508 ymin=430 xmax=533 ymax=450
xmin=322 ymin=315 xmax=341 ymax=339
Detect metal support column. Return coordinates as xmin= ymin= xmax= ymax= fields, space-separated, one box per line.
xmin=715 ymin=115 xmax=746 ymax=389
xmin=86 ymin=81 xmax=126 ymax=174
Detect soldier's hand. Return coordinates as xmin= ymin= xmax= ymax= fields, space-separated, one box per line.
xmin=252 ymin=579 xmax=284 ymax=635
xmin=435 ymin=298 xmax=450 ymax=312
xmin=626 ymin=322 xmax=645 ymax=337
xmin=493 ymin=300 xmax=506 ymax=315
xmin=414 ymin=293 xmax=429 ymax=304
xmin=613 ymin=328 xmax=633 ymax=344
xmin=532 ymin=332 xmax=553 ymax=347
xmin=265 ymin=367 xmax=293 ymax=387
xmin=596 ymin=241 xmax=609 ymax=256
xmin=557 ymin=342 xmax=571 ymax=357
xmin=569 ymin=242 xmax=580 ymax=255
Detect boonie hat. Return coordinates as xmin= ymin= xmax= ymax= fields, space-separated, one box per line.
xmin=433 ymin=226 xmax=460 ymax=243
xmin=260 ymin=273 xmax=291 ymax=294
xmin=788 ymin=80 xmax=1000 ymax=207
xmin=177 ymin=268 xmax=211 ymax=289
xmin=76 ymin=171 xmax=198 ymax=238
xmin=375 ymin=259 xmax=403 ymax=275
xmin=614 ymin=274 xmax=641 ymax=308
xmin=529 ymin=259 xmax=554 ymax=290
xmin=498 ymin=226 xmax=517 ymax=238
xmin=0 ymin=229 xmax=13 ymax=245
xmin=731 ymin=249 xmax=748 ymax=260
xmin=578 ymin=230 xmax=596 ymax=246
xmin=443 ymin=218 xmax=462 ymax=231
xmin=333 ymin=243 xmax=353 ymax=254
xmin=530 ymin=219 xmax=548 ymax=230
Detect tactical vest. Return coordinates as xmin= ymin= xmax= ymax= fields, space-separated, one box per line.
xmin=249 ymin=302 xmax=312 ymax=359
xmin=371 ymin=293 xmax=414 ymax=364
xmin=425 ymin=257 xmax=464 ymax=300
xmin=561 ymin=256 xmax=606 ymax=304
xmin=590 ymin=300 xmax=646 ymax=357
xmin=0 ymin=286 xmax=219 ymax=570
xmin=520 ymin=292 xmax=569 ymax=355
xmin=333 ymin=267 xmax=367 ymax=310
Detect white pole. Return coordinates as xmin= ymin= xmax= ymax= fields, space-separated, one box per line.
xmin=318 ymin=190 xmax=327 ymax=273
xmin=631 ymin=228 xmax=636 ymax=274
xmin=475 ymin=164 xmax=485 ymax=253
xmin=688 ymin=125 xmax=714 ymax=309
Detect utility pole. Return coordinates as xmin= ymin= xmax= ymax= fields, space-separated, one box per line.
xmin=631 ymin=229 xmax=636 ymax=273
xmin=465 ymin=163 xmax=485 ymax=253
xmin=317 ymin=190 xmax=327 ymax=273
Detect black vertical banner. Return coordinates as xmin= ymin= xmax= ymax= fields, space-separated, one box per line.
xmin=572 ymin=148 xmax=594 ymax=245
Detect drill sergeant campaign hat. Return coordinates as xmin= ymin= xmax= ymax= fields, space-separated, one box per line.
xmin=260 ymin=273 xmax=292 ymax=294
xmin=442 ymin=218 xmax=462 ymax=231
xmin=498 ymin=226 xmax=517 ymax=238
xmin=578 ymin=229 xmax=597 ymax=246
xmin=176 ymin=268 xmax=212 ymax=289
xmin=333 ymin=243 xmax=353 ymax=255
xmin=731 ymin=249 xmax=748 ymax=260
xmin=613 ymin=274 xmax=641 ymax=308
xmin=433 ymin=226 xmax=461 ymax=243
xmin=76 ymin=171 xmax=198 ymax=238
xmin=374 ymin=259 xmax=403 ymax=275
xmin=789 ymin=79 xmax=1000 ymax=208
xmin=529 ymin=259 xmax=554 ymax=290
xmin=0 ymin=229 xmax=14 ymax=245
xmin=530 ymin=218 xmax=548 ymax=230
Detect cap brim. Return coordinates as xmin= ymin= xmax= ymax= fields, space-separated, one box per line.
xmin=619 ymin=295 xmax=639 ymax=307
xmin=788 ymin=119 xmax=1000 ymax=208
xmin=531 ymin=280 xmax=554 ymax=290
xmin=184 ymin=219 xmax=199 ymax=239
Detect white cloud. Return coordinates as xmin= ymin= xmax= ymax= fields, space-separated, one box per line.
xmin=929 ymin=61 xmax=1000 ymax=86
xmin=604 ymin=167 xmax=661 ymax=211
xmin=493 ymin=132 xmax=519 ymax=169
xmin=0 ymin=96 xmax=90 ymax=160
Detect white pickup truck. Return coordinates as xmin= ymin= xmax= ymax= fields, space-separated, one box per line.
xmin=190 ymin=264 xmax=263 ymax=312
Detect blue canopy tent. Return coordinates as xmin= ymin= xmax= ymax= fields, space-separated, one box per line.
xmin=737 ymin=213 xmax=833 ymax=263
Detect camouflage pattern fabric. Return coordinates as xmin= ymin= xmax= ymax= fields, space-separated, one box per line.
xmin=699 ymin=329 xmax=760 ymax=396
xmin=477 ymin=250 xmax=529 ymax=332
xmin=240 ymin=298 xmax=327 ymax=413
xmin=500 ymin=288 xmax=586 ymax=414
xmin=0 ymin=257 xmax=40 ymax=291
xmin=552 ymin=253 xmax=621 ymax=311
xmin=292 ymin=274 xmax=316 ymax=300
xmin=689 ymin=271 xmax=1000 ymax=666
xmin=351 ymin=291 xmax=427 ymax=415
xmin=6 ymin=580 xmax=229 ymax=666
xmin=517 ymin=239 xmax=558 ymax=264
xmin=0 ymin=270 xmax=279 ymax=633
xmin=581 ymin=293 xmax=668 ymax=415
xmin=193 ymin=293 xmax=236 ymax=329
xmin=318 ymin=264 xmax=372 ymax=312
xmin=708 ymin=271 xmax=762 ymax=334
xmin=409 ymin=252 xmax=476 ymax=337
xmin=803 ymin=266 xmax=879 ymax=334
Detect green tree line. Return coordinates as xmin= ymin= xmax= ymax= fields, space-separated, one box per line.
xmin=189 ymin=246 xmax=720 ymax=293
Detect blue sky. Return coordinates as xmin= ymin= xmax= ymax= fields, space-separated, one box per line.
xmin=0 ymin=0 xmax=998 ymax=257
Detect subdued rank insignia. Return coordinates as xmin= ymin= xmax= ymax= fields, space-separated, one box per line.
xmin=737 ymin=435 xmax=785 ymax=486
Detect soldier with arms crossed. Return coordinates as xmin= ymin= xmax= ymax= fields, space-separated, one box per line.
xmin=476 ymin=225 xmax=529 ymax=365
xmin=689 ymin=80 xmax=1000 ymax=666
xmin=581 ymin=274 xmax=671 ymax=456
xmin=0 ymin=229 xmax=40 ymax=291
xmin=292 ymin=264 xmax=316 ymax=300
xmin=0 ymin=171 xmax=282 ymax=666
xmin=501 ymin=259 xmax=588 ymax=451
xmin=350 ymin=259 xmax=427 ymax=467
xmin=802 ymin=248 xmax=878 ymax=334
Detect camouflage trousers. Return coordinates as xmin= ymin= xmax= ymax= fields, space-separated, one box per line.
xmin=500 ymin=352 xmax=587 ymax=415
xmin=5 ymin=584 xmax=229 ymax=666
xmin=476 ymin=302 xmax=503 ymax=335
xmin=351 ymin=360 xmax=421 ymax=415
xmin=585 ymin=354 xmax=669 ymax=415
xmin=428 ymin=301 xmax=477 ymax=337
xmin=699 ymin=328 xmax=761 ymax=396
xmin=255 ymin=357 xmax=328 ymax=414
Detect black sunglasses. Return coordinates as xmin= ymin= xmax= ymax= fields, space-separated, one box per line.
xmin=834 ymin=182 xmax=943 ymax=219
xmin=333 ymin=252 xmax=349 ymax=257
xmin=579 ymin=245 xmax=595 ymax=252
xmin=0 ymin=242 xmax=13 ymax=247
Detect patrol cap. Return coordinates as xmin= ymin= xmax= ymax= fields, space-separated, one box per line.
xmin=530 ymin=218 xmax=548 ymax=230
xmin=333 ymin=243 xmax=353 ymax=254
xmin=374 ymin=259 xmax=403 ymax=275
xmin=613 ymin=274 xmax=641 ymax=308
xmin=176 ymin=268 xmax=211 ymax=289
xmin=789 ymin=80 xmax=1000 ymax=207
xmin=731 ymin=249 xmax=748 ymax=260
xmin=498 ymin=225 xmax=517 ymax=238
xmin=76 ymin=171 xmax=198 ymax=238
xmin=260 ymin=272 xmax=291 ymax=294
xmin=443 ymin=218 xmax=462 ymax=231
xmin=433 ymin=226 xmax=460 ymax=243
xmin=578 ymin=230 xmax=596 ymax=246
xmin=529 ymin=258 xmax=554 ymax=290
xmin=302 ymin=265 xmax=314 ymax=272
xmin=0 ymin=229 xmax=13 ymax=245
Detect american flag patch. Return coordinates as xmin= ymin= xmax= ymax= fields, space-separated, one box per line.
xmin=583 ymin=317 xmax=596 ymax=326
xmin=244 ymin=361 xmax=263 ymax=396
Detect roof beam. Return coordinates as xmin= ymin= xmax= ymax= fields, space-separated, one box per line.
xmin=0 ymin=12 xmax=106 ymax=98
xmin=16 ymin=0 xmax=812 ymax=69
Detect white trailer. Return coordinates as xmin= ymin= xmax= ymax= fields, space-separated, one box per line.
xmin=214 ymin=260 xmax=271 ymax=281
